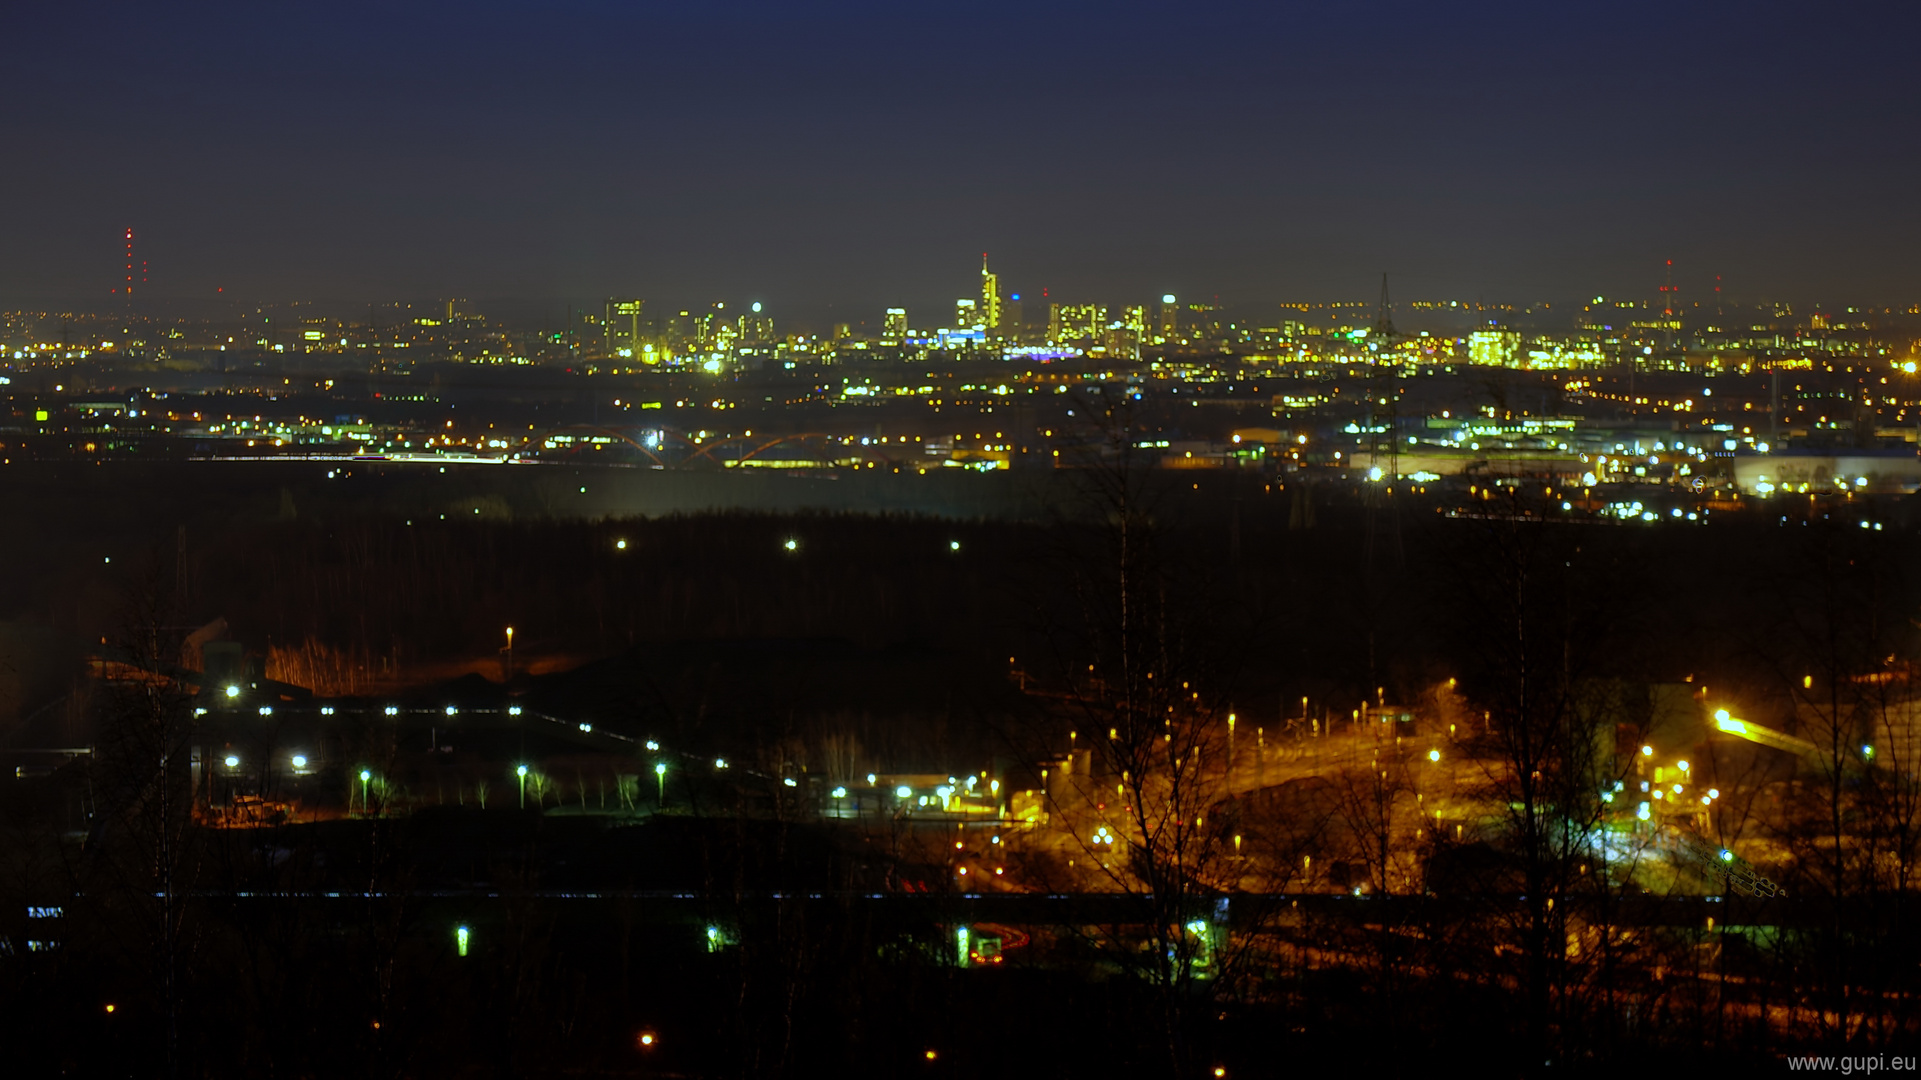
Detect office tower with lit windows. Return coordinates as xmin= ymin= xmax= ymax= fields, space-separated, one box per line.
xmin=1048 ymin=303 xmax=1105 ymax=344
xmin=979 ymin=255 xmax=1001 ymax=334
xmin=955 ymin=298 xmax=979 ymax=330
xmin=1158 ymin=294 xmax=1178 ymax=341
xmin=883 ymin=307 xmax=909 ymax=339
xmin=604 ymin=298 xmax=645 ymax=359
xmin=1468 ymin=329 xmax=1520 ymax=365
xmin=740 ymin=302 xmax=774 ymax=345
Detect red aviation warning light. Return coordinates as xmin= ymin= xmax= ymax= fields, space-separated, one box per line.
xmin=122 ymin=226 xmax=140 ymax=294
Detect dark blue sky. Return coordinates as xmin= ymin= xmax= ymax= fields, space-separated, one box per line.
xmin=4 ymin=1 xmax=1916 ymax=320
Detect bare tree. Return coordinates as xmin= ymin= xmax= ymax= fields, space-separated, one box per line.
xmin=1443 ymin=507 xmax=1655 ymax=1066
xmin=85 ymin=566 xmax=202 ymax=1077
xmin=1010 ymin=389 xmax=1303 ymax=1075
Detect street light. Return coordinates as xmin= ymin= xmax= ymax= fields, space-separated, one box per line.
xmin=359 ymin=769 xmax=372 ymax=814
xmin=655 ymin=762 xmax=666 ymax=806
xmin=517 ymin=764 xmax=529 ymax=809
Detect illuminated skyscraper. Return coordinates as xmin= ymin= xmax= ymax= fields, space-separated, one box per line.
xmin=1467 ymin=329 xmax=1520 ymax=366
xmin=955 ymin=298 xmax=979 ymax=330
xmin=1048 ymin=303 xmax=1105 ymax=344
xmin=979 ymin=254 xmax=1001 ymax=334
xmin=883 ymin=308 xmax=909 ymax=339
xmin=740 ymin=301 xmax=774 ymax=345
xmin=604 ymin=298 xmax=645 ymax=359
xmin=1158 ymin=294 xmax=1178 ymax=341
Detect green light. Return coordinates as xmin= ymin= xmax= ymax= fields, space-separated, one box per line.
xmin=456 ymin=925 xmax=470 ymax=957
xmin=516 ymin=764 xmax=528 ymax=777
xmin=359 ymin=769 xmax=371 ymax=782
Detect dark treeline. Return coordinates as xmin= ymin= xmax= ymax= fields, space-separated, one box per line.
xmin=7 ymin=457 xmax=1921 ymax=1075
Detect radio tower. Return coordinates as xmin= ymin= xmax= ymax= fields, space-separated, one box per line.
xmin=123 ymin=228 xmax=135 ymax=298
xmin=1657 ymin=258 xmax=1678 ymax=352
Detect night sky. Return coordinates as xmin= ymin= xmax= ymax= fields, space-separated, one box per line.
xmin=4 ymin=1 xmax=1916 ymax=319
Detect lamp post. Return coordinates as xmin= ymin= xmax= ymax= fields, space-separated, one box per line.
xmin=517 ymin=764 xmax=529 ymax=809
xmin=1226 ymin=712 xmax=1236 ymax=793
xmin=502 ymin=626 xmax=514 ymax=680
xmin=359 ymin=769 xmax=371 ymax=815
xmin=655 ymin=762 xmax=666 ymax=807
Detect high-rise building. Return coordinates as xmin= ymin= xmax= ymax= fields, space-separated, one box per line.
xmin=1103 ymin=325 xmax=1141 ymax=361
xmin=604 ymin=298 xmax=645 ymax=359
xmin=979 ymin=254 xmax=1001 ymax=335
xmin=1468 ymin=329 xmax=1520 ymax=366
xmin=1048 ymin=303 xmax=1105 ymax=344
xmin=1158 ymin=295 xmax=1178 ymax=341
xmin=1122 ymin=305 xmax=1146 ymax=336
xmin=883 ymin=308 xmax=909 ymax=339
xmin=740 ymin=301 xmax=775 ymax=345
xmin=955 ymin=298 xmax=979 ymax=330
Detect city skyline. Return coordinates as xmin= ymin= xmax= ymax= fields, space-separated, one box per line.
xmin=24 ymin=240 xmax=1921 ymax=336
